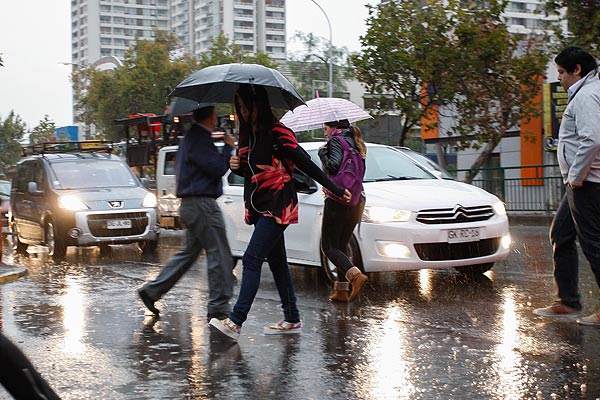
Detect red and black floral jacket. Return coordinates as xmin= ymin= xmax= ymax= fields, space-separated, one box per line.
xmin=234 ymin=121 xmax=345 ymax=225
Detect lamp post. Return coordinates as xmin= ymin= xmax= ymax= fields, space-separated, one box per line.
xmin=308 ymin=0 xmax=333 ymax=97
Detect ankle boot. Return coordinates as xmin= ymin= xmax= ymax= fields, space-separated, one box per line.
xmin=346 ymin=267 xmax=368 ymax=301
xmin=329 ymin=281 xmax=350 ymax=302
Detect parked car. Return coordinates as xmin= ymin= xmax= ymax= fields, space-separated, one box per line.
xmin=218 ymin=142 xmax=511 ymax=281
xmin=10 ymin=147 xmax=160 ymax=259
xmin=0 ymin=179 xmax=11 ymax=237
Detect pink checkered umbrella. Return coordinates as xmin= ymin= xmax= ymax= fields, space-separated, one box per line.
xmin=280 ymin=97 xmax=373 ymax=132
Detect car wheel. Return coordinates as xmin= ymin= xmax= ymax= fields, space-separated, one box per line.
xmin=139 ymin=239 xmax=158 ymax=254
xmin=455 ymin=263 xmax=493 ymax=276
xmin=45 ymin=221 xmax=66 ymax=259
xmin=320 ymin=235 xmax=364 ymax=283
xmin=11 ymin=221 xmax=28 ymax=255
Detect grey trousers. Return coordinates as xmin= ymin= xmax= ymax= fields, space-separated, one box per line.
xmin=142 ymin=196 xmax=234 ymax=316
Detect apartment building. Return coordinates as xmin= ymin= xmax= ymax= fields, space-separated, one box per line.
xmin=71 ymin=0 xmax=286 ymax=67
xmin=71 ymin=0 xmax=170 ymax=66
xmin=170 ymin=0 xmax=286 ymax=60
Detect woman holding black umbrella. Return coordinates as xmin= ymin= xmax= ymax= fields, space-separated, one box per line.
xmin=209 ymin=84 xmax=351 ymax=340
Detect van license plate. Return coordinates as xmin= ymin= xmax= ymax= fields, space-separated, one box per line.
xmin=107 ymin=219 xmax=132 ymax=229
xmin=447 ymin=228 xmax=480 ymax=243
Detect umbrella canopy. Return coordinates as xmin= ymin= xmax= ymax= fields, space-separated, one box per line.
xmin=279 ymin=97 xmax=373 ymax=132
xmin=165 ymin=97 xmax=213 ymax=121
xmin=169 ymin=63 xmax=305 ymax=110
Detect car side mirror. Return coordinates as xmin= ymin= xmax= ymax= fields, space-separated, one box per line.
xmin=27 ymin=181 xmax=43 ymax=196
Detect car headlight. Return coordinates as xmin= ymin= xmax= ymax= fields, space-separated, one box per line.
xmin=492 ymin=200 xmax=507 ymax=216
xmin=362 ymin=206 xmax=411 ymax=223
xmin=142 ymin=192 xmax=157 ymax=208
xmin=58 ymin=195 xmax=89 ymax=211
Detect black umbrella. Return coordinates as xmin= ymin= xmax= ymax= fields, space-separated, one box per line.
xmin=165 ymin=97 xmax=212 ymax=121
xmin=169 ymin=63 xmax=305 ymax=110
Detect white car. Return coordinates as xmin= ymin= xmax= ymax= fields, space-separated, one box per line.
xmin=218 ymin=142 xmax=511 ymax=280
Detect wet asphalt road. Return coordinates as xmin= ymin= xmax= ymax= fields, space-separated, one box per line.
xmin=0 ymin=223 xmax=599 ymax=400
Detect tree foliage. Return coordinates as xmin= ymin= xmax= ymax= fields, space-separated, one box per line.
xmin=544 ymin=0 xmax=600 ymax=54
xmin=74 ymin=31 xmax=276 ymax=140
xmin=74 ymin=30 xmax=198 ymax=140
xmin=29 ymin=115 xmax=57 ymax=144
xmin=352 ymin=0 xmax=549 ymax=182
xmin=286 ymin=32 xmax=352 ymax=100
xmin=0 ymin=111 xmax=26 ymax=174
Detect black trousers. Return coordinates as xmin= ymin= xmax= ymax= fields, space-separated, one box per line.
xmin=0 ymin=333 xmax=61 ymax=400
xmin=550 ymin=182 xmax=600 ymax=309
xmin=321 ymin=196 xmax=365 ymax=282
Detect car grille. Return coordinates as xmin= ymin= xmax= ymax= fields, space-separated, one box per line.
xmin=416 ymin=205 xmax=494 ymax=224
xmin=414 ymin=238 xmax=500 ymax=261
xmin=87 ymin=212 xmax=148 ymax=237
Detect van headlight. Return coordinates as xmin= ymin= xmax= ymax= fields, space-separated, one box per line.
xmin=492 ymin=200 xmax=507 ymax=216
xmin=58 ymin=195 xmax=89 ymax=211
xmin=142 ymin=192 xmax=157 ymax=208
xmin=362 ymin=206 xmax=411 ymax=223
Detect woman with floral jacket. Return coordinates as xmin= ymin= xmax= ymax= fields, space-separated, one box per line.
xmin=210 ymin=84 xmax=350 ymax=340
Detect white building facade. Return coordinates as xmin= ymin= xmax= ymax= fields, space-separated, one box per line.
xmin=170 ymin=0 xmax=286 ymax=60
xmin=71 ymin=0 xmax=286 ymax=67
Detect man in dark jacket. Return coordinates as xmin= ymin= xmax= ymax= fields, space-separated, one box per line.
xmin=138 ymin=105 xmax=236 ymax=321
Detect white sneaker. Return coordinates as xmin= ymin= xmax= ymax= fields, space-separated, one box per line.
xmin=209 ymin=318 xmax=241 ymax=341
xmin=264 ymin=320 xmax=302 ymax=335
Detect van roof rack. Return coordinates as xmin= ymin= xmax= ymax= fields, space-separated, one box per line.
xmin=22 ymin=141 xmax=113 ymax=156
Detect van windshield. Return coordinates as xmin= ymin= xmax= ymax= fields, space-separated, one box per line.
xmin=49 ymin=160 xmax=139 ymax=189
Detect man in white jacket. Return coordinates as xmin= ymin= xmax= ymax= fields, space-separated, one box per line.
xmin=534 ymin=46 xmax=600 ymax=326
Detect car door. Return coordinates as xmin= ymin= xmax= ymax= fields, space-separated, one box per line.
xmin=12 ymin=161 xmax=39 ymax=241
xmin=219 ymin=171 xmax=251 ymax=256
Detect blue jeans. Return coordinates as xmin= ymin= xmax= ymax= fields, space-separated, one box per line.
xmin=229 ymin=216 xmax=300 ymax=326
xmin=550 ymin=182 xmax=600 ymax=309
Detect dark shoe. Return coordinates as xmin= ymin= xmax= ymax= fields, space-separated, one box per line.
xmin=137 ymin=288 xmax=160 ymax=315
xmin=207 ymin=312 xmax=229 ymax=322
xmin=346 ymin=267 xmax=368 ymax=301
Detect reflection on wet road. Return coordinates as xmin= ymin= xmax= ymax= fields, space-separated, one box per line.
xmin=1 ymin=226 xmax=599 ymax=399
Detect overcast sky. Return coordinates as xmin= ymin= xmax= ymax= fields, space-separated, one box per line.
xmin=0 ymin=0 xmax=378 ymax=130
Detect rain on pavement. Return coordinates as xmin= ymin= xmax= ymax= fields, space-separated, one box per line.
xmin=1 ymin=222 xmax=599 ymax=399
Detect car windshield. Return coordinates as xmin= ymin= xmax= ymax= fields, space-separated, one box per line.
xmin=397 ymin=149 xmax=454 ymax=180
xmin=307 ymin=145 xmax=436 ymax=182
xmin=0 ymin=181 xmax=10 ymax=197
xmin=49 ymin=160 xmax=139 ymax=189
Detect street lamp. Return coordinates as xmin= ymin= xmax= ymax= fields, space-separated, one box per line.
xmin=308 ymin=0 xmax=333 ymax=97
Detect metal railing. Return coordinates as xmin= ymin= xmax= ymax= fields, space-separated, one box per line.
xmin=451 ymin=164 xmax=564 ymax=212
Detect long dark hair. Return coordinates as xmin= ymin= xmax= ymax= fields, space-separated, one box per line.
xmin=324 ymin=119 xmax=367 ymax=158
xmin=234 ymin=84 xmax=277 ymax=141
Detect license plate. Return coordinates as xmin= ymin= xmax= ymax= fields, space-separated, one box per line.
xmin=447 ymin=228 xmax=480 ymax=243
xmin=107 ymin=219 xmax=132 ymax=229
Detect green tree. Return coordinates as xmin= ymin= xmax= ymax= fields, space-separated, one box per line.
xmin=286 ymin=32 xmax=352 ymax=100
xmin=74 ymin=30 xmax=199 ymax=140
xmin=197 ymin=33 xmax=278 ymax=69
xmin=29 ymin=115 xmax=57 ymax=144
xmin=75 ymin=31 xmax=276 ymax=140
xmin=544 ymin=1 xmax=600 ymax=53
xmin=0 ymin=111 xmax=26 ymax=175
xmin=352 ymin=0 xmax=463 ymax=147
xmin=352 ymin=0 xmax=549 ymax=182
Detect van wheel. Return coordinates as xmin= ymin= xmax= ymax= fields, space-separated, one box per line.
xmin=46 ymin=221 xmax=66 ymax=259
xmin=320 ymin=235 xmax=364 ymax=283
xmin=11 ymin=222 xmax=27 ymax=255
xmin=139 ymin=239 xmax=158 ymax=254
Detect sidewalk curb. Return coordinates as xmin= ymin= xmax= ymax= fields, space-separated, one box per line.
xmin=0 ymin=265 xmax=28 ymax=284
